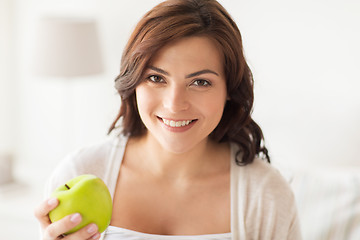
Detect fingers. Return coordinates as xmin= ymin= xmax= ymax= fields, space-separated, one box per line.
xmin=34 ymin=198 xmax=101 ymax=240
xmin=43 ymin=213 xmax=81 ymax=239
xmin=34 ymin=198 xmax=59 ymax=229
xmin=44 ymin=214 xmax=101 ymax=240
xmin=64 ymin=224 xmax=101 ymax=240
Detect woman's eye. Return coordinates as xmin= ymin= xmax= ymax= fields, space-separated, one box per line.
xmin=192 ymin=79 xmax=211 ymax=87
xmin=147 ymin=75 xmax=164 ymax=83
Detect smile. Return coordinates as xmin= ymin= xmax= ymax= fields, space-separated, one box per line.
xmin=160 ymin=118 xmax=196 ymax=127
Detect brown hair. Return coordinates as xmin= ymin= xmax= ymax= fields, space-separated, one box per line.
xmin=109 ymin=0 xmax=270 ymax=165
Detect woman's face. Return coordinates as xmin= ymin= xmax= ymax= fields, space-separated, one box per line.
xmin=135 ymin=36 xmax=227 ymax=154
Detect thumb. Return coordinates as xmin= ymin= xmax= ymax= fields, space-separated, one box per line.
xmin=34 ymin=198 xmax=59 ymax=229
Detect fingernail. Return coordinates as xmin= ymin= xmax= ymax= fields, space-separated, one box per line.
xmin=47 ymin=198 xmax=57 ymax=206
xmin=87 ymin=224 xmax=98 ymax=234
xmin=70 ymin=213 xmax=82 ymax=223
xmin=91 ymin=233 xmax=100 ymax=240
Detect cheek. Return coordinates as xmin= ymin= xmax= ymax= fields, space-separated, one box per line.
xmin=200 ymin=89 xmax=227 ymax=118
xmin=190 ymin=93 xmax=226 ymax=135
xmin=208 ymin=98 xmax=226 ymax=122
xmin=135 ymin=86 xmax=159 ymax=119
xmin=209 ymin=92 xmax=227 ymax=127
xmin=135 ymin=87 xmax=149 ymax=118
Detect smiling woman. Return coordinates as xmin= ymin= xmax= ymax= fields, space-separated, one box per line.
xmin=34 ymin=0 xmax=302 ymax=239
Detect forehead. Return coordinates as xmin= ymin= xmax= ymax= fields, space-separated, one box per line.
xmin=148 ymin=36 xmax=224 ymax=74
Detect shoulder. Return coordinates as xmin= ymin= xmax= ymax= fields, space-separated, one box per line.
xmin=231 ymin=157 xmax=302 ymax=239
xmin=233 ymin=157 xmax=296 ymax=209
xmin=44 ymin=135 xmax=127 ymax=197
xmin=247 ymin=158 xmax=293 ymax=196
xmin=232 ymin=154 xmax=293 ymax=196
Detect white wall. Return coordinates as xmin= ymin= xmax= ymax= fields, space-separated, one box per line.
xmin=0 ymin=0 xmax=16 ymax=155
xmin=1 ymin=0 xmax=359 ymax=238
xmin=221 ymin=0 xmax=360 ymax=169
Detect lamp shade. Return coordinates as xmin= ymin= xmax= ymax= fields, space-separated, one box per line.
xmin=33 ymin=17 xmax=104 ymax=77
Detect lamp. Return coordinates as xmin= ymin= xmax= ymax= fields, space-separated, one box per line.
xmin=32 ymin=16 xmax=104 ymax=153
xmin=33 ymin=16 xmax=104 ymax=77
xmin=0 ymin=154 xmax=13 ymax=185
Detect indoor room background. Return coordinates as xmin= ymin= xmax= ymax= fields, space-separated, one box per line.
xmin=1 ymin=0 xmax=359 ymax=239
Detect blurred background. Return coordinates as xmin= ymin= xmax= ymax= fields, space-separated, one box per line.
xmin=0 ymin=0 xmax=359 ymax=239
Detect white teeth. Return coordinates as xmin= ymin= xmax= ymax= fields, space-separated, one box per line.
xmin=162 ymin=118 xmax=193 ymax=127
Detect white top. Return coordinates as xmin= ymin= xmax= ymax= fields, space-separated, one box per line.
xmin=105 ymin=226 xmax=231 ymax=240
xmin=45 ymin=135 xmax=302 ymax=240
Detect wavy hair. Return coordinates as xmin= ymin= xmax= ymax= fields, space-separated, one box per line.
xmin=109 ymin=0 xmax=270 ymax=165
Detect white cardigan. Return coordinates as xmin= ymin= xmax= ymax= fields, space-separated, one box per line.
xmin=45 ymin=135 xmax=302 ymax=240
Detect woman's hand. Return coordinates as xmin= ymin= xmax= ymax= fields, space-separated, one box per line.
xmin=34 ymin=198 xmax=101 ymax=240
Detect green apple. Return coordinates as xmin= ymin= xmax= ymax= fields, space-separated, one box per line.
xmin=49 ymin=174 xmax=112 ymax=234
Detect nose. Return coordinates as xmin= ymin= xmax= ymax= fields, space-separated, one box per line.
xmin=162 ymin=84 xmax=190 ymax=113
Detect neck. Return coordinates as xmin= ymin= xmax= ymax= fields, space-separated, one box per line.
xmin=128 ymin=133 xmax=228 ymax=181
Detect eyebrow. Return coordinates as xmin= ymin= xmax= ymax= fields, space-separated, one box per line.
xmin=148 ymin=66 xmax=219 ymax=78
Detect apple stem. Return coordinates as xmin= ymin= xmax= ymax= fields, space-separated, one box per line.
xmin=65 ymin=184 xmax=70 ymax=189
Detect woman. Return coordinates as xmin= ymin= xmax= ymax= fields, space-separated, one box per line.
xmin=35 ymin=0 xmax=302 ymax=239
